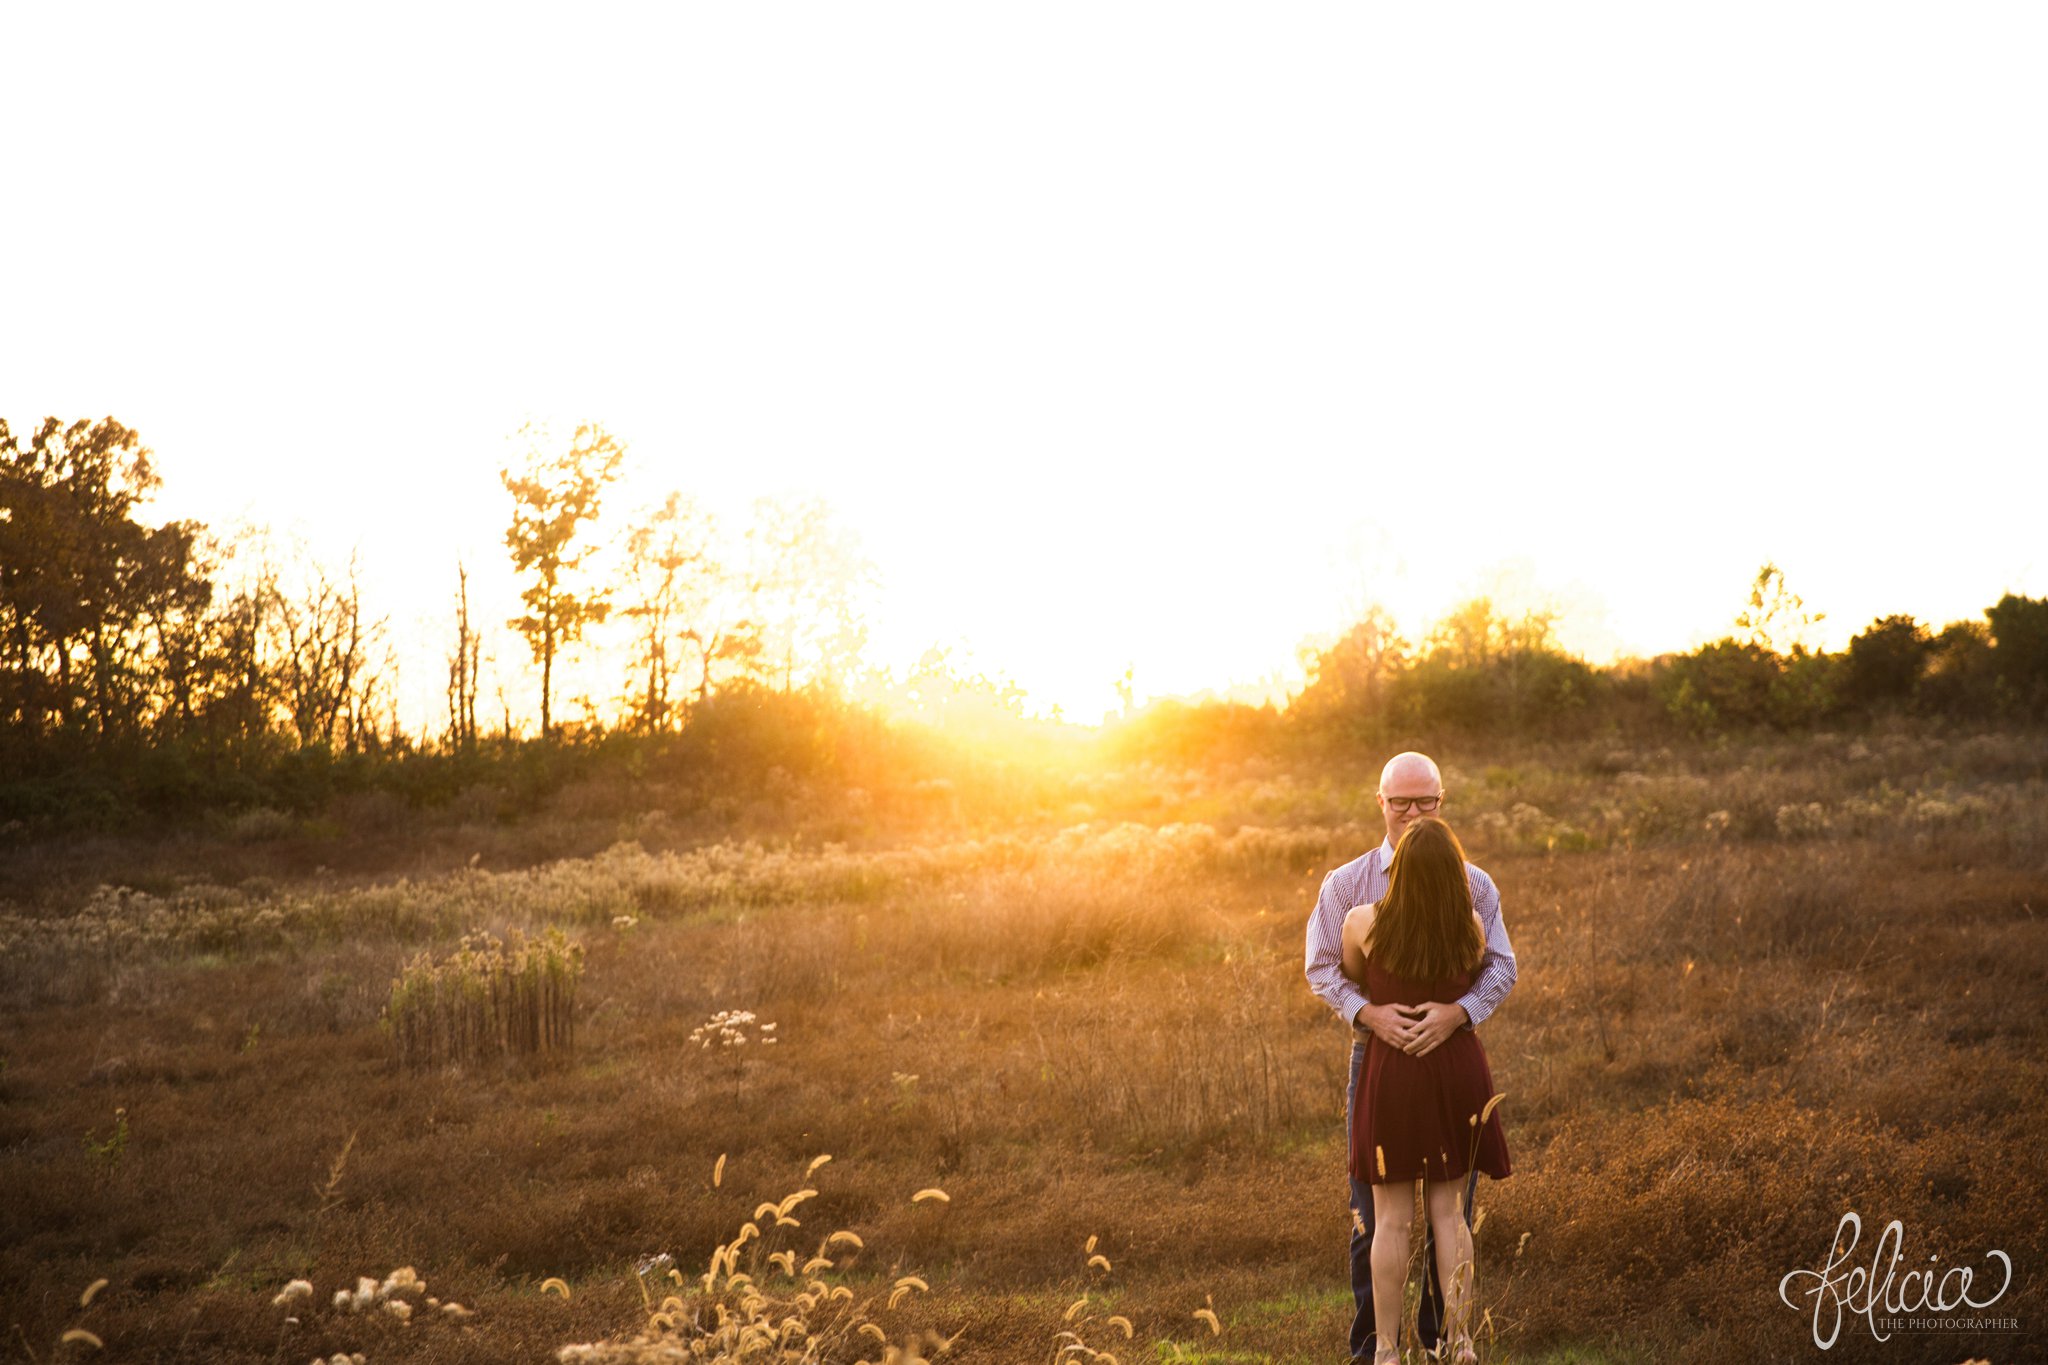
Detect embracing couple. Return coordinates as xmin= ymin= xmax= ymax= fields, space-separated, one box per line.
xmin=1304 ymin=751 xmax=1517 ymax=1364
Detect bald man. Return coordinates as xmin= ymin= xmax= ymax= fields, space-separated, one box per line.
xmin=1304 ymin=751 xmax=1518 ymax=1364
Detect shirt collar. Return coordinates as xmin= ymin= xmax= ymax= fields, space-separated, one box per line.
xmin=1375 ymin=836 xmax=1395 ymax=868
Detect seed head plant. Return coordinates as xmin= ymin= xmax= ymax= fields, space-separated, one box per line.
xmin=555 ymin=1155 xmax=950 ymax=1365
xmin=689 ymin=1008 xmax=779 ymax=1105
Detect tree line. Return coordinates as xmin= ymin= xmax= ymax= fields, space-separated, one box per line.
xmin=3 ymin=416 xmax=2044 ymax=826
xmin=485 ymin=421 xmax=868 ymax=741
xmin=1149 ymin=563 xmax=2047 ymax=761
xmin=0 ymin=418 xmax=389 ymax=759
xmin=0 ymin=417 xmax=871 ymax=823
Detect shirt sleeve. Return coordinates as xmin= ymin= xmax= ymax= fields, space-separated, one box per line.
xmin=1454 ymin=867 xmax=1517 ymax=1029
xmin=1306 ymin=866 xmax=1371 ymax=1026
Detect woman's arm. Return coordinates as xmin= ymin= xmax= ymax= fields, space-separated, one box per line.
xmin=1340 ymin=904 xmax=1373 ymax=984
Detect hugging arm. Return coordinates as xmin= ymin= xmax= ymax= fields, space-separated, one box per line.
xmin=1305 ymin=869 xmax=1371 ymax=1027
xmin=1340 ymin=908 xmax=1370 ymax=985
xmin=1312 ymin=876 xmax=1421 ymax=1050
xmin=1399 ymin=871 xmax=1517 ymax=1057
xmin=1451 ymin=870 xmax=1518 ymax=1029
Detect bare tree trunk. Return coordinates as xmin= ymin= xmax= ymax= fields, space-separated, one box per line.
xmin=540 ymin=606 xmax=555 ymax=740
xmin=54 ymin=636 xmax=74 ymax=729
xmin=447 ymin=562 xmax=480 ymax=750
xmin=447 ymin=564 xmax=472 ymax=749
xmin=332 ymin=571 xmax=362 ymax=750
xmin=90 ymin=623 xmax=112 ymax=740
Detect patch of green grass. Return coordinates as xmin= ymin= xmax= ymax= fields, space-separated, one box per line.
xmin=1151 ymin=1345 xmax=1276 ymax=1364
xmin=1238 ymin=1283 xmax=1350 ymax=1320
xmin=1488 ymin=1344 xmax=1656 ymax=1365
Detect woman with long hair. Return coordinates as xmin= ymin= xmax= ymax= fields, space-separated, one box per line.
xmin=1342 ymin=816 xmax=1511 ymax=1365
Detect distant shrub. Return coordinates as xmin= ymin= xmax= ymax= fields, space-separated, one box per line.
xmin=1841 ymin=614 xmax=1931 ymax=710
xmin=1987 ymin=592 xmax=2048 ymax=715
xmin=1658 ymin=640 xmax=1836 ymax=733
xmin=1102 ymin=699 xmax=1284 ymax=765
xmin=664 ymin=684 xmax=841 ymax=784
xmin=223 ymin=806 xmax=295 ymax=842
xmin=1918 ymin=620 xmax=2000 ymax=717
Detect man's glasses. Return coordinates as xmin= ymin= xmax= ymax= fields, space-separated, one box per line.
xmin=1382 ymin=794 xmax=1443 ymax=814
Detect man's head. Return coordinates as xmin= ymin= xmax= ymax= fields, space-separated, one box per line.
xmin=1377 ymin=751 xmax=1444 ymax=848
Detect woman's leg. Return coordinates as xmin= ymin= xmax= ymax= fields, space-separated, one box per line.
xmin=1415 ymin=1167 xmax=1478 ymax=1350
xmin=1368 ymin=1181 xmax=1412 ymax=1363
xmin=1424 ymin=1179 xmax=1475 ymax=1360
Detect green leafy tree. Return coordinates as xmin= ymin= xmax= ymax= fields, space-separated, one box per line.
xmin=1842 ymin=614 xmax=1931 ymax=710
xmin=1291 ymin=606 xmax=1408 ymax=739
xmin=1986 ymin=592 xmax=2048 ymax=715
xmin=0 ymin=418 xmax=212 ymax=745
xmin=1392 ymin=599 xmax=1596 ymax=736
xmin=1665 ymin=563 xmax=1836 ymax=733
xmin=501 ymin=423 xmax=627 ymax=739
xmin=1919 ymin=619 xmax=1999 ymax=717
xmin=142 ymin=527 xmax=227 ymax=741
xmin=1660 ymin=640 xmax=1779 ymax=733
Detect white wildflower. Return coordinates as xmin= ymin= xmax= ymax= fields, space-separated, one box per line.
xmin=379 ymin=1266 xmax=422 ymax=1297
xmin=272 ymin=1279 xmax=313 ymax=1307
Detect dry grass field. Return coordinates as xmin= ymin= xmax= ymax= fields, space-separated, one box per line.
xmin=3 ymin=727 xmax=2046 ymax=1364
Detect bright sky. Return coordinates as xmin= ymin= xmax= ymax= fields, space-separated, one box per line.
xmin=10 ymin=3 xmax=2045 ymax=727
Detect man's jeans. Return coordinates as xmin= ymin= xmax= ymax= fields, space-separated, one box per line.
xmin=1346 ymin=1037 xmax=1477 ymax=1361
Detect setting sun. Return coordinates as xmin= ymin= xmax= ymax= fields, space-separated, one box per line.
xmin=8 ymin=5 xmax=2044 ymax=730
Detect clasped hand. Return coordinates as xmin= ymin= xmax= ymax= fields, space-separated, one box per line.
xmin=1358 ymin=999 xmax=1467 ymax=1056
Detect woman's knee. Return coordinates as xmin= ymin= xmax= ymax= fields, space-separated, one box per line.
xmin=1369 ymin=1222 xmax=1409 ymax=1265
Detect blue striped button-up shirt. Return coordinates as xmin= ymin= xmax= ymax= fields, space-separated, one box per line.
xmin=1304 ymin=838 xmax=1518 ymax=1030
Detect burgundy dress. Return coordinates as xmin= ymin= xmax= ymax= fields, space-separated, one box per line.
xmin=1349 ymin=957 xmax=1512 ymax=1185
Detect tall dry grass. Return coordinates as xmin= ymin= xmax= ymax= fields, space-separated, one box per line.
xmin=385 ymin=928 xmax=584 ymax=1069
xmin=0 ymin=728 xmax=2042 ymax=1362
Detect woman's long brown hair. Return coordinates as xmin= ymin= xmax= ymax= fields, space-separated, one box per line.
xmin=1364 ymin=816 xmax=1485 ymax=982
